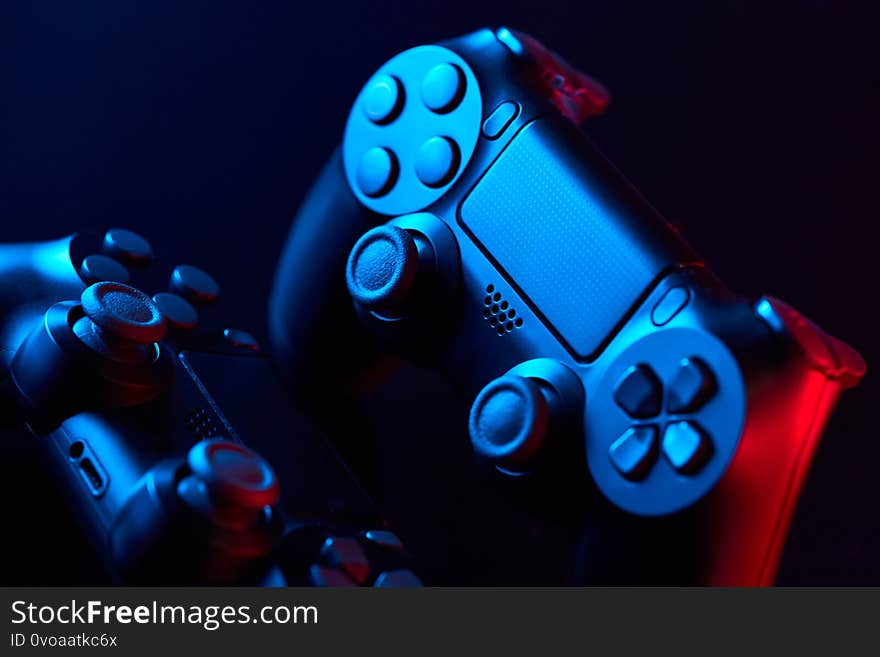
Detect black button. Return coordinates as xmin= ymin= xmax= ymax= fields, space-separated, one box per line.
xmin=319 ymin=537 xmax=371 ymax=585
xmin=609 ymin=425 xmax=658 ymax=480
xmin=362 ymin=73 xmax=404 ymax=124
xmin=355 ymin=147 xmax=400 ymax=197
xmin=651 ymin=286 xmax=690 ymax=326
xmin=309 ymin=565 xmax=356 ymax=587
xmin=79 ymin=254 xmax=130 ymax=284
xmin=614 ymin=365 xmax=662 ymax=419
xmin=170 ymin=265 xmax=220 ymax=303
xmin=482 ymin=101 xmax=519 ymax=139
xmin=152 ymin=292 xmax=198 ymax=331
xmin=421 ymin=63 xmax=465 ymax=113
xmin=374 ymin=570 xmax=422 ymax=587
xmin=667 ymin=357 xmax=716 ymax=413
xmin=223 ymin=328 xmax=259 ymax=350
xmin=363 ymin=529 xmax=404 ymax=550
xmin=102 ymin=228 xmax=153 ymax=265
xmin=662 ymin=420 xmax=712 ymax=474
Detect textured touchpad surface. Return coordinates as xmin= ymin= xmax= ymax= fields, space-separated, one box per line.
xmin=460 ymin=119 xmax=672 ymax=360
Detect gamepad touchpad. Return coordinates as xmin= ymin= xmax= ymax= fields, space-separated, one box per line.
xmin=460 ymin=118 xmax=675 ymax=361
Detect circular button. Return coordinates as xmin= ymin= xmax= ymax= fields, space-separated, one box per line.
xmin=356 ymin=147 xmax=398 ymax=197
xmin=309 ymin=565 xmax=356 ymax=587
xmin=170 ymin=265 xmax=220 ymax=303
xmin=187 ymin=439 xmax=279 ymax=509
xmin=362 ymin=74 xmax=404 ymax=124
xmin=79 ymin=254 xmax=130 ymax=284
xmin=152 ymin=292 xmax=198 ymax=331
xmin=223 ymin=328 xmax=259 ymax=350
xmin=81 ymin=282 xmax=167 ymax=344
xmin=363 ymin=529 xmax=404 ymax=550
xmin=346 ymin=225 xmax=418 ymax=309
xmin=421 ymin=63 xmax=465 ymax=113
xmin=102 ymin=228 xmax=153 ymax=265
xmin=414 ymin=136 xmax=460 ymax=188
xmin=343 ymin=45 xmax=483 ymax=216
xmin=374 ymin=570 xmax=422 ymax=587
xmin=468 ymin=375 xmax=550 ymax=469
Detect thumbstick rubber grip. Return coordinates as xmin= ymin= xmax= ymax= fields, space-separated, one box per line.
xmin=346 ymin=225 xmax=419 ymax=309
xmin=81 ymin=282 xmax=167 ymax=344
xmin=468 ymin=374 xmax=550 ymax=469
xmin=187 ymin=439 xmax=280 ymax=509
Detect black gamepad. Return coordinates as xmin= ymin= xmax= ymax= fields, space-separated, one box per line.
xmin=0 ymin=229 xmax=419 ymax=586
xmin=268 ymin=27 xmax=865 ymax=584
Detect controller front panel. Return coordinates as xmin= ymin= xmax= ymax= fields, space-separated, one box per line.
xmin=341 ymin=29 xmax=750 ymax=512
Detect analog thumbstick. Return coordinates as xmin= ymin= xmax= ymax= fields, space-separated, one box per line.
xmin=81 ymin=282 xmax=167 ymax=344
xmin=346 ymin=225 xmax=420 ymax=310
xmin=186 ymin=439 xmax=280 ymax=510
xmin=468 ymin=375 xmax=550 ymax=471
xmin=469 ymin=360 xmax=585 ymax=473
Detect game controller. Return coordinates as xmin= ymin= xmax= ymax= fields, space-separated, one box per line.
xmin=0 ymin=230 xmax=419 ymax=586
xmin=268 ymin=27 xmax=866 ymax=584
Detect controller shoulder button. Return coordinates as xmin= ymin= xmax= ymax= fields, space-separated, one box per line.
xmin=414 ymin=136 xmax=460 ymax=188
xmin=102 ymin=228 xmax=153 ymax=265
xmin=757 ymin=296 xmax=865 ymax=388
xmin=420 ymin=62 xmax=465 ymax=113
xmin=614 ymin=364 xmax=662 ymax=419
xmin=319 ymin=537 xmax=371 ymax=585
xmin=482 ymin=101 xmax=520 ymax=140
xmin=651 ymin=286 xmax=690 ymax=326
xmin=79 ymin=254 xmax=130 ymax=284
xmin=362 ymin=73 xmax=404 ymax=124
xmin=152 ymin=292 xmax=198 ymax=331
xmin=374 ymin=570 xmax=422 ymax=587
xmin=667 ymin=357 xmax=716 ymax=413
xmin=609 ymin=425 xmax=658 ymax=480
xmin=170 ymin=264 xmax=220 ymax=303
xmin=662 ymin=420 xmax=712 ymax=474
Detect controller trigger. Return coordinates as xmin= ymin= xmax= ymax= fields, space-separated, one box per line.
xmin=496 ymin=27 xmax=611 ymax=123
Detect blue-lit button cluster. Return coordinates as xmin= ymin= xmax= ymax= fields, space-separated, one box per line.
xmin=610 ymin=358 xmax=716 ymax=480
xmin=343 ymin=45 xmax=482 ymax=216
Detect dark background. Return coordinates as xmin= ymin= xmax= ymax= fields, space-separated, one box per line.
xmin=1 ymin=1 xmax=877 ymax=583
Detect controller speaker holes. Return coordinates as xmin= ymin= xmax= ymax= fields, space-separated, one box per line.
xmin=482 ymin=284 xmax=523 ymax=336
xmin=184 ymin=407 xmax=220 ymax=439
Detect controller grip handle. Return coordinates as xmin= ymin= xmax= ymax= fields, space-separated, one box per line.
xmin=269 ymin=149 xmax=394 ymax=394
xmin=0 ymin=236 xmax=85 ymax=352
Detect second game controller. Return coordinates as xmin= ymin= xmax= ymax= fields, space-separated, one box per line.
xmin=268 ymin=27 xmax=865 ymax=585
xmin=0 ymin=230 xmax=419 ymax=586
